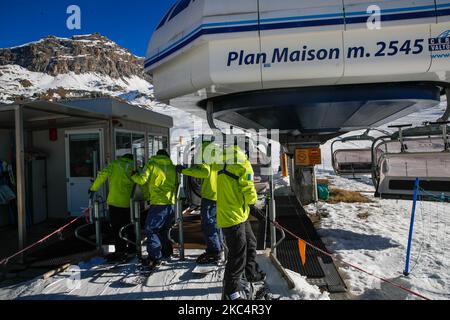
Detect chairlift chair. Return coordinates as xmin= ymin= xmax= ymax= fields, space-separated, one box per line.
xmin=372 ymin=122 xmax=450 ymax=201
xmin=331 ymin=129 xmax=388 ymax=177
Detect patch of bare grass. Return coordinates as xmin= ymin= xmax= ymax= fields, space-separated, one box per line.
xmin=327 ymin=187 xmax=372 ymax=204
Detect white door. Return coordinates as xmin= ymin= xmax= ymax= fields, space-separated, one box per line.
xmin=66 ymin=130 xmax=103 ymax=216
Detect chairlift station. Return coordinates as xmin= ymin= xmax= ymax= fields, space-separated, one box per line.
xmin=1 ymin=0 xmax=450 ymax=301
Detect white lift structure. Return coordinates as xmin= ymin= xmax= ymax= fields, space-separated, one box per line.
xmin=145 ymin=0 xmax=450 ymax=207
xmin=372 ymin=122 xmax=450 ymax=200
xmin=145 ymin=0 xmax=450 ymax=143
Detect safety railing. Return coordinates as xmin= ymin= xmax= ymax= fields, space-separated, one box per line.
xmin=74 ymin=195 xmax=104 ymax=251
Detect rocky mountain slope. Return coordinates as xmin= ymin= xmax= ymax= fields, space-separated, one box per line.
xmin=0 ymin=33 xmax=147 ymax=80
xmin=0 ymin=33 xmax=215 ymax=156
xmin=0 ymin=33 xmax=158 ymax=104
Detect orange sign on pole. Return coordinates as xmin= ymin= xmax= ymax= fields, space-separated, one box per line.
xmin=295 ymin=148 xmax=322 ymax=166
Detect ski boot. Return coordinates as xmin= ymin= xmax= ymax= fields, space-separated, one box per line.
xmin=196 ymin=252 xmax=222 ymax=265
xmin=106 ymin=252 xmax=132 ymax=264
xmin=137 ymin=258 xmax=162 ymax=276
xmin=246 ymin=270 xmax=267 ymax=283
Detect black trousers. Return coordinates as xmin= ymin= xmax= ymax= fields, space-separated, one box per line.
xmin=222 ymin=220 xmax=259 ymax=296
xmin=109 ymin=206 xmax=134 ymax=254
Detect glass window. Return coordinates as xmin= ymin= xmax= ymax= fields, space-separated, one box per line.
xmin=132 ymin=133 xmax=145 ymax=167
xmin=116 ymin=132 xmax=132 ymax=158
xmin=169 ymin=0 xmax=191 ymax=21
xmin=115 ymin=131 xmax=147 ymax=164
xmin=155 ymin=136 xmax=163 ymax=152
xmin=156 ymin=3 xmax=177 ymax=30
xmin=148 ymin=135 xmax=169 ymax=157
xmin=149 ymin=135 xmax=156 ymax=157
xmin=69 ymin=133 xmax=100 ymax=178
xmin=162 ymin=136 xmax=169 ymax=151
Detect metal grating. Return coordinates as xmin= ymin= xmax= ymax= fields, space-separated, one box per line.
xmin=272 ymin=196 xmax=347 ymax=293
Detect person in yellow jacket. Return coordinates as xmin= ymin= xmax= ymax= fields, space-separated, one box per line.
xmin=89 ymin=154 xmax=135 ymax=262
xmin=212 ymin=145 xmax=265 ymax=300
xmin=177 ymin=142 xmax=222 ymax=265
xmin=132 ymin=150 xmax=176 ymax=270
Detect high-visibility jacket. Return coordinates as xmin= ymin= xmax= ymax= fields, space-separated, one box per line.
xmin=90 ymin=157 xmax=134 ymax=209
xmin=182 ymin=142 xmax=219 ymax=202
xmin=212 ymin=146 xmax=257 ymax=228
xmin=182 ymin=164 xmax=218 ymax=202
xmin=132 ymin=155 xmax=177 ymax=206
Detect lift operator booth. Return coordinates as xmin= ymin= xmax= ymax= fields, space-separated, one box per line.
xmin=0 ymin=98 xmax=173 ymax=259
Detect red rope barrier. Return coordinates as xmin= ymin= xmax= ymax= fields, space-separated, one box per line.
xmin=271 ymin=221 xmax=432 ymax=301
xmin=0 ymin=216 xmax=83 ymax=266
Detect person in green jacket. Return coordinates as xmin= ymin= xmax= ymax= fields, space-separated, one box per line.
xmin=90 ymin=154 xmax=135 ymax=262
xmin=132 ymin=150 xmax=176 ymax=270
xmin=213 ymin=145 xmax=265 ymax=300
xmin=177 ymin=142 xmax=222 ymax=265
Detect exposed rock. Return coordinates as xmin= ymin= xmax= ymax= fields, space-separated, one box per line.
xmin=0 ymin=33 xmax=149 ymax=81
xmin=19 ymin=79 xmax=33 ymax=88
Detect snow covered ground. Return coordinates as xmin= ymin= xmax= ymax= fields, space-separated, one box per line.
xmin=0 ymin=250 xmax=328 ymax=300
xmin=306 ymin=171 xmax=450 ymax=300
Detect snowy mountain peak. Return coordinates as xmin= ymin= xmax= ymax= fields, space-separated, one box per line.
xmin=0 ymin=33 xmax=145 ymax=80
xmin=0 ymin=34 xmax=204 ymax=149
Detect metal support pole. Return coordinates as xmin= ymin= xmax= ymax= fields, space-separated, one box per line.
xmin=439 ymin=88 xmax=450 ymax=122
xmin=268 ymin=141 xmax=277 ymax=257
xmin=175 ymin=173 xmax=185 ymax=261
xmin=131 ymin=147 xmax=142 ymax=259
xmin=94 ymin=200 xmax=102 ymax=251
xmin=312 ymin=166 xmax=319 ymax=203
xmin=134 ymin=200 xmax=142 ymax=259
xmin=144 ymin=129 xmax=150 ymax=162
xmin=442 ymin=122 xmax=448 ymax=152
xmin=404 ymin=178 xmax=420 ymax=276
xmin=15 ymin=106 xmax=26 ymax=263
xmin=92 ymin=151 xmax=98 ymax=183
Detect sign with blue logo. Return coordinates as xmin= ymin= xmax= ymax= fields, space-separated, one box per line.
xmin=429 ymin=30 xmax=450 ymax=52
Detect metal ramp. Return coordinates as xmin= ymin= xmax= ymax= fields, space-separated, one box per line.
xmin=272 ymin=196 xmax=346 ymax=293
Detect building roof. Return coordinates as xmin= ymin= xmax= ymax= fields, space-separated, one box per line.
xmin=0 ymin=98 xmax=173 ymax=130
xmin=60 ymin=97 xmax=173 ymax=128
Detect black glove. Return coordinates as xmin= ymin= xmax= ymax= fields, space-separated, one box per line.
xmin=176 ymin=165 xmax=186 ymax=174
xmin=88 ymin=190 xmax=95 ymax=198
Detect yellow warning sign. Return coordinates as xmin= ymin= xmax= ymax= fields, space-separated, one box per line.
xmin=295 ymin=148 xmax=322 ymax=166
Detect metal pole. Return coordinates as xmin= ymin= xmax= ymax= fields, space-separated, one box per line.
xmin=442 ymin=123 xmax=448 ymax=152
xmin=312 ymin=166 xmax=319 ymax=203
xmin=404 ymin=178 xmax=420 ymax=276
xmin=134 ymin=200 xmax=142 ymax=259
xmin=131 ymin=147 xmax=141 ymax=259
xmin=144 ymin=129 xmax=150 ymax=162
xmin=92 ymin=151 xmax=98 ymax=182
xmin=15 ymin=106 xmax=26 ymax=263
xmin=94 ymin=200 xmax=102 ymax=251
xmin=176 ymin=173 xmax=185 ymax=261
xmin=268 ymin=141 xmax=277 ymax=256
xmin=439 ymin=88 xmax=450 ymax=122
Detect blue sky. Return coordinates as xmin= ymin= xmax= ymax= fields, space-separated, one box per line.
xmin=0 ymin=0 xmax=178 ymax=56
